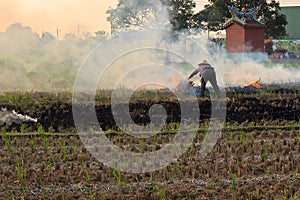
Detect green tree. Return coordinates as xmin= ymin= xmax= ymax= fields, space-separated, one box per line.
xmin=195 ymin=0 xmax=287 ymax=39
xmin=259 ymin=0 xmax=287 ymax=39
xmin=168 ymin=0 xmax=196 ymax=31
xmin=193 ymin=0 xmax=227 ymax=31
xmin=106 ymin=0 xmax=197 ymax=34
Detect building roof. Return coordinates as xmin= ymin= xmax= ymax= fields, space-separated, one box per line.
xmin=223 ymin=16 xmax=265 ymax=29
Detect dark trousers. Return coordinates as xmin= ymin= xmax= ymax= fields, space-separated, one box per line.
xmin=200 ymin=69 xmax=220 ymax=97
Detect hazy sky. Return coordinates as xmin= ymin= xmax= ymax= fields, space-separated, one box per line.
xmin=0 ymin=0 xmax=119 ymax=36
xmin=1 ymin=0 xmax=299 ymax=37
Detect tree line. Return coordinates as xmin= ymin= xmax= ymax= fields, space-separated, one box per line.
xmin=107 ymin=0 xmax=288 ymax=39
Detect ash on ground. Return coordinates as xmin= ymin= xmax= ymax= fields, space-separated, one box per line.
xmin=0 ymin=108 xmax=37 ymax=127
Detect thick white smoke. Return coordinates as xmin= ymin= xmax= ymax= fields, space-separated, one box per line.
xmin=0 ymin=23 xmax=106 ymax=93
xmin=1 ymin=3 xmax=300 ymax=93
xmin=0 ymin=108 xmax=37 ymax=126
xmin=211 ymin=53 xmax=300 ymax=87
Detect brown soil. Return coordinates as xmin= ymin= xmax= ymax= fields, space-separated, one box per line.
xmin=1 ymin=128 xmax=300 ymax=199
xmin=0 ymin=90 xmax=299 ymax=132
xmin=0 ymin=90 xmax=299 ymax=199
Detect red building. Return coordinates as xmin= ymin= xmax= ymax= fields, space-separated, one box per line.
xmin=223 ymin=17 xmax=265 ymax=53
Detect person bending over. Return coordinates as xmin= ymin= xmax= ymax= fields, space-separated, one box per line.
xmin=188 ymin=60 xmax=220 ymax=97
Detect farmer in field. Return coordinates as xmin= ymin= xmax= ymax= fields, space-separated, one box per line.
xmin=188 ymin=60 xmax=220 ymax=98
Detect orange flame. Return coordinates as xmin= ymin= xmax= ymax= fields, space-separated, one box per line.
xmin=170 ymin=76 xmax=180 ymax=87
xmin=154 ymin=84 xmax=164 ymax=90
xmin=247 ymin=78 xmax=262 ymax=89
xmin=137 ymin=84 xmax=165 ymax=91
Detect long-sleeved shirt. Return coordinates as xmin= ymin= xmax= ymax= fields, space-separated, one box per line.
xmin=188 ymin=63 xmax=214 ymax=80
xmin=196 ymin=64 xmax=214 ymax=75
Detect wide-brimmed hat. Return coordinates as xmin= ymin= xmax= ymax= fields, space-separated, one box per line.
xmin=198 ymin=60 xmax=209 ymax=66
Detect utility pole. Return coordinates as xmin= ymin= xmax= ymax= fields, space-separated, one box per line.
xmin=77 ymin=24 xmax=80 ymax=37
xmin=208 ymin=27 xmax=210 ymax=39
xmin=56 ymin=28 xmax=61 ymax=40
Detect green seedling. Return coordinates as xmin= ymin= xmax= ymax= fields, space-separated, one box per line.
xmin=52 ymin=155 xmax=59 ymax=165
xmin=25 ymin=92 xmax=31 ymax=104
xmin=37 ymin=124 xmax=45 ymax=134
xmin=20 ymin=124 xmax=27 ymax=133
xmin=2 ymin=130 xmax=13 ymax=152
xmin=96 ymin=90 xmax=108 ymax=104
xmin=228 ymin=134 xmax=234 ymax=141
xmin=243 ymin=189 xmax=249 ymax=199
xmin=151 ymin=174 xmax=157 ymax=190
xmin=231 ymin=174 xmax=237 ymax=191
xmin=240 ymin=131 xmax=247 ymax=145
xmin=5 ymin=93 xmax=11 ymax=103
xmin=58 ymin=138 xmax=68 ymax=160
xmin=15 ymin=159 xmax=26 ymax=183
xmin=41 ymin=133 xmax=50 ymax=153
xmin=283 ymin=189 xmax=288 ymax=200
xmin=83 ymin=165 xmax=91 ymax=185
xmin=157 ymin=186 xmax=167 ymax=200
xmin=174 ymin=164 xmax=183 ymax=178
xmin=89 ymin=192 xmax=95 ymax=200
xmin=263 ymin=146 xmax=269 ymax=162
xmin=138 ymin=139 xmax=147 ymax=151
xmin=29 ymin=138 xmax=37 ymax=153
xmin=12 ymin=93 xmax=19 ymax=106
xmin=112 ymin=167 xmax=125 ymax=188
xmin=211 ymin=176 xmax=215 ymax=191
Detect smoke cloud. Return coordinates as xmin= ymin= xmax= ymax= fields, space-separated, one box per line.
xmin=212 ymin=54 xmax=300 ymax=87
xmin=0 ymin=2 xmax=299 ymax=93
xmin=0 ymin=23 xmax=108 ymax=92
xmin=0 ymin=108 xmax=37 ymax=126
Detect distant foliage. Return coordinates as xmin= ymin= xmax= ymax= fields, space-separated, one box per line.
xmin=106 ymin=0 xmax=197 ymax=34
xmin=196 ymin=0 xmax=288 ymax=39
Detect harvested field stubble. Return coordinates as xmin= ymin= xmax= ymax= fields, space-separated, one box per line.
xmin=0 ymin=90 xmax=299 ymax=199
xmin=0 ymin=90 xmax=299 ymax=132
